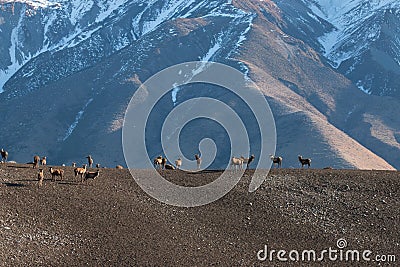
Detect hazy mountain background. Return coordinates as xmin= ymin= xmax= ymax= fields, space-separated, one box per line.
xmin=0 ymin=0 xmax=399 ymax=169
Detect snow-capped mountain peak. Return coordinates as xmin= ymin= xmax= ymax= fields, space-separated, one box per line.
xmin=0 ymin=0 xmax=61 ymax=10
xmin=309 ymin=0 xmax=400 ymax=66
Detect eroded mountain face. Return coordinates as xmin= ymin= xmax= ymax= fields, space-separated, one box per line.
xmin=0 ymin=0 xmax=399 ymax=169
xmin=275 ymin=0 xmax=400 ymax=97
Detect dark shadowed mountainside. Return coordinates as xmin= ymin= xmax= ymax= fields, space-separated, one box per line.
xmin=0 ymin=0 xmax=399 ymax=169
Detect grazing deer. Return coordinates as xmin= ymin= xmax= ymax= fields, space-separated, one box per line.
xmin=84 ymin=169 xmax=100 ymax=181
xmin=164 ymin=164 xmax=175 ymax=170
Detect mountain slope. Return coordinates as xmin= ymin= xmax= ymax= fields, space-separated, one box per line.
xmin=0 ymin=6 xmax=257 ymax=166
xmin=0 ymin=0 xmax=399 ymax=169
xmin=232 ymin=0 xmax=399 ymax=169
xmin=0 ymin=0 xmax=227 ymax=94
xmin=285 ymin=0 xmax=400 ymax=97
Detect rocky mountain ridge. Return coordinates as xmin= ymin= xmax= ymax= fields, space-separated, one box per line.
xmin=0 ymin=0 xmax=399 ymax=169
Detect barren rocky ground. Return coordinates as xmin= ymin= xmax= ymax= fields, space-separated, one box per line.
xmin=0 ymin=163 xmax=399 ymax=266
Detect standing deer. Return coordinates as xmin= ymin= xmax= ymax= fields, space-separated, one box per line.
xmin=49 ymin=167 xmax=64 ymax=181
xmin=175 ymin=158 xmax=182 ymax=170
xmin=153 ymin=156 xmax=163 ymax=169
xmin=298 ymin=155 xmax=311 ymax=168
xmin=38 ymin=169 xmax=44 ymax=188
xmin=270 ymin=155 xmax=283 ymax=168
xmin=86 ymin=155 xmax=94 ymax=168
xmin=231 ymin=157 xmax=244 ymax=171
xmin=195 ymin=154 xmax=201 ymax=170
xmin=1 ymin=149 xmax=8 ymax=163
xmin=33 ymin=155 xmax=40 ymax=169
xmin=241 ymin=155 xmax=255 ymax=169
xmin=74 ymin=164 xmax=87 ymax=182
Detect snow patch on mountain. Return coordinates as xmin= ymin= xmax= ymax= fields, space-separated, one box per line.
xmin=62 ymin=98 xmax=93 ymax=141
xmin=309 ymin=0 xmax=400 ymax=67
xmin=0 ymin=9 xmax=25 ymax=93
xmin=0 ymin=0 xmax=61 ymax=10
xmin=69 ymin=0 xmax=94 ymax=26
xmin=94 ymin=0 xmax=128 ymax=23
xmin=170 ymin=34 xmax=224 ymax=104
xmin=63 ymin=26 xmax=102 ymax=49
xmin=132 ymin=0 xmax=208 ymax=37
xmin=1 ymin=0 xmax=254 ymax=96
xmin=171 ymin=83 xmax=180 ymax=106
xmin=142 ymin=0 xmax=196 ymax=34
xmin=171 ymin=8 xmax=254 ymax=104
xmin=0 ymin=0 xmax=133 ymax=93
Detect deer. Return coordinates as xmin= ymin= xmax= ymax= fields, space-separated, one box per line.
xmin=270 ymin=155 xmax=283 ymax=168
xmin=33 ymin=155 xmax=40 ymax=169
xmin=38 ymin=169 xmax=44 ymax=187
xmin=41 ymin=156 xmax=47 ymax=166
xmin=195 ymin=154 xmax=202 ymax=170
xmin=231 ymin=157 xmax=244 ymax=171
xmin=86 ymin=155 xmax=94 ymax=168
xmin=49 ymin=167 xmax=64 ymax=181
xmin=74 ymin=164 xmax=87 ymax=182
xmin=1 ymin=149 xmax=8 ymax=163
xmin=298 ymin=155 xmax=311 ymax=168
xmin=241 ymin=154 xmax=255 ymax=169
xmin=84 ymin=169 xmax=100 ymax=182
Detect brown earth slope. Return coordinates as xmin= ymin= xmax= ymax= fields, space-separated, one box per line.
xmin=232 ymin=0 xmax=400 ymax=170
xmin=0 ymin=163 xmax=399 ymax=266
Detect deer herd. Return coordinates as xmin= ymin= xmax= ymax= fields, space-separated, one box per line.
xmin=152 ymin=153 xmax=312 ymax=171
xmin=0 ymin=150 xmax=121 ymax=187
xmin=0 ymin=147 xmax=314 ymax=188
